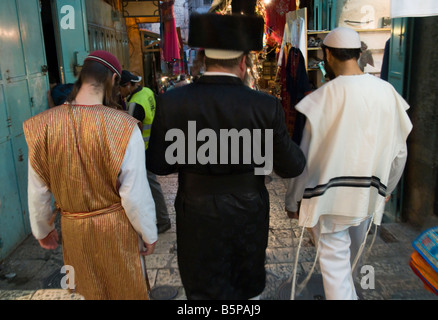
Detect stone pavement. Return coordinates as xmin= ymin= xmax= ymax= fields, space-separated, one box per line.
xmin=0 ymin=173 xmax=437 ymax=300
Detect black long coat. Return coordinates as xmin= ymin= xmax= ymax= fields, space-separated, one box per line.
xmin=147 ymin=75 xmax=306 ymax=299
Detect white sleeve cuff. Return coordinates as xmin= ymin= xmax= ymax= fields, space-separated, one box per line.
xmin=119 ymin=128 xmax=158 ymax=244
xmin=27 ymin=161 xmax=54 ymax=240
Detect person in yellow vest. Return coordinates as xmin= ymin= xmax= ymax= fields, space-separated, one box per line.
xmin=120 ymin=70 xmax=171 ymax=233
xmin=24 ymin=50 xmax=158 ymax=299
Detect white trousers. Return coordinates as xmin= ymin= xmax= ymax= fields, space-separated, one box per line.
xmin=310 ymin=218 xmax=371 ymax=300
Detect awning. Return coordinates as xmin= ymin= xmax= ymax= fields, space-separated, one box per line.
xmin=122 ymin=0 xmax=160 ymax=22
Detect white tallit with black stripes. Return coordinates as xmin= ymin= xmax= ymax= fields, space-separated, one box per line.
xmin=285 ymin=73 xmax=413 ymax=231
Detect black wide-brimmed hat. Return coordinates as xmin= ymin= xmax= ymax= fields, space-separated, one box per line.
xmin=231 ymin=0 xmax=257 ymax=15
xmin=188 ymin=2 xmax=264 ymax=59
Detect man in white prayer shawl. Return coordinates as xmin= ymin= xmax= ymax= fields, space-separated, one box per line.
xmin=285 ymin=27 xmax=413 ymax=300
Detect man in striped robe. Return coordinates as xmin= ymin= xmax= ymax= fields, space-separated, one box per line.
xmin=23 ymin=50 xmax=158 ymax=300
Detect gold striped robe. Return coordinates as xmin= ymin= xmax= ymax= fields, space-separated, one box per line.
xmin=23 ymin=104 xmax=149 ymax=300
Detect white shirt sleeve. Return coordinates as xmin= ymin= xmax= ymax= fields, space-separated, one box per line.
xmin=119 ymin=128 xmax=158 ymax=245
xmin=386 ymin=143 xmax=408 ymax=196
xmin=28 ymin=161 xmax=55 ymax=240
xmin=285 ymin=120 xmax=311 ymax=212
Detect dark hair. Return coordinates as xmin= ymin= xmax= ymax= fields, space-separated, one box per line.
xmin=191 ymin=49 xmax=205 ymax=77
xmin=204 ymin=53 xmax=246 ymax=69
xmin=67 ymin=59 xmax=121 ymax=109
xmin=322 ymin=44 xmax=361 ymax=62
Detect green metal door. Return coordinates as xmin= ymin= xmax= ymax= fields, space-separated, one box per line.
xmin=313 ymin=0 xmax=337 ymax=30
xmin=385 ymin=17 xmax=413 ymax=222
xmin=0 ymin=0 xmax=49 ymax=260
xmin=388 ymin=18 xmax=412 ymax=96
xmin=51 ymin=0 xmax=89 ymax=84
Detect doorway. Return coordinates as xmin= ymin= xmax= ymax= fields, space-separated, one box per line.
xmin=41 ymin=0 xmax=61 ymax=87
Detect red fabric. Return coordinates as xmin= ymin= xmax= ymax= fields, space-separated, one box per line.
xmin=161 ymin=0 xmax=180 ymax=62
xmin=265 ymin=0 xmax=296 ymax=44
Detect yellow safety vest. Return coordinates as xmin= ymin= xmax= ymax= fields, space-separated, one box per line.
xmin=127 ymin=87 xmax=156 ymax=150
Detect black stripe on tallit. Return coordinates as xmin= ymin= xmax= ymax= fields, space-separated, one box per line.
xmin=303 ymin=176 xmax=387 ymax=199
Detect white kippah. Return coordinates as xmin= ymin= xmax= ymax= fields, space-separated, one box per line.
xmin=204 ymin=49 xmax=244 ymax=59
xmin=323 ymin=27 xmax=361 ymax=49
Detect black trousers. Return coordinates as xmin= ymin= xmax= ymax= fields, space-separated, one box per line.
xmin=175 ymin=172 xmax=269 ymax=300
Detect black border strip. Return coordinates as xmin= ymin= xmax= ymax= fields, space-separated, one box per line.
xmin=303 ymin=176 xmax=387 ymax=199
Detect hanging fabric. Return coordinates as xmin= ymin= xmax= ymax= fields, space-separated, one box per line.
xmin=161 ymin=0 xmax=180 ymax=62
xmin=265 ymin=0 xmax=296 ymax=45
xmin=278 ymin=10 xmax=306 ymax=68
xmin=280 ymin=46 xmax=311 ymax=140
xmin=286 ymin=47 xmax=312 ymax=145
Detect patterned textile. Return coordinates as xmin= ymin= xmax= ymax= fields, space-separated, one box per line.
xmin=265 ymin=0 xmax=296 ymax=44
xmin=410 ymin=251 xmax=438 ymax=295
xmin=161 ymin=0 xmax=180 ymax=62
xmin=280 ymin=45 xmax=312 ymax=139
xmin=279 ymin=44 xmax=294 ymax=137
xmin=286 ymin=46 xmax=312 ymax=144
xmin=410 ymin=226 xmax=438 ymax=295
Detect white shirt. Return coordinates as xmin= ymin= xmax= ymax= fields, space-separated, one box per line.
xmin=28 ymin=128 xmax=158 ymax=244
xmin=285 ymin=74 xmax=412 ymax=233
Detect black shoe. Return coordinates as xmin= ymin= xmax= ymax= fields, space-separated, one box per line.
xmin=157 ymin=221 xmax=171 ymax=234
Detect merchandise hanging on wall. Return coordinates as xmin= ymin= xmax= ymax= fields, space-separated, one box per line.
xmin=278 ymin=9 xmax=307 ymax=68
xmin=161 ymin=0 xmax=180 ymax=63
xmin=275 ymin=8 xmax=309 ymax=138
xmin=265 ymin=0 xmax=296 ymax=45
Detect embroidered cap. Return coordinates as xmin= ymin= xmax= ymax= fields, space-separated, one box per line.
xmin=323 ymin=27 xmax=361 ymax=49
xmin=85 ymin=50 xmax=122 ymax=77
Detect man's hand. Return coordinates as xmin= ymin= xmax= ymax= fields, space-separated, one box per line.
xmin=286 ymin=210 xmax=299 ymax=220
xmin=38 ymin=229 xmax=59 ymax=250
xmin=140 ymin=241 xmax=156 ymax=256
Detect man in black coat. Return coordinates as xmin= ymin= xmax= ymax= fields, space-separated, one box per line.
xmin=147 ymin=11 xmax=306 ymax=300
